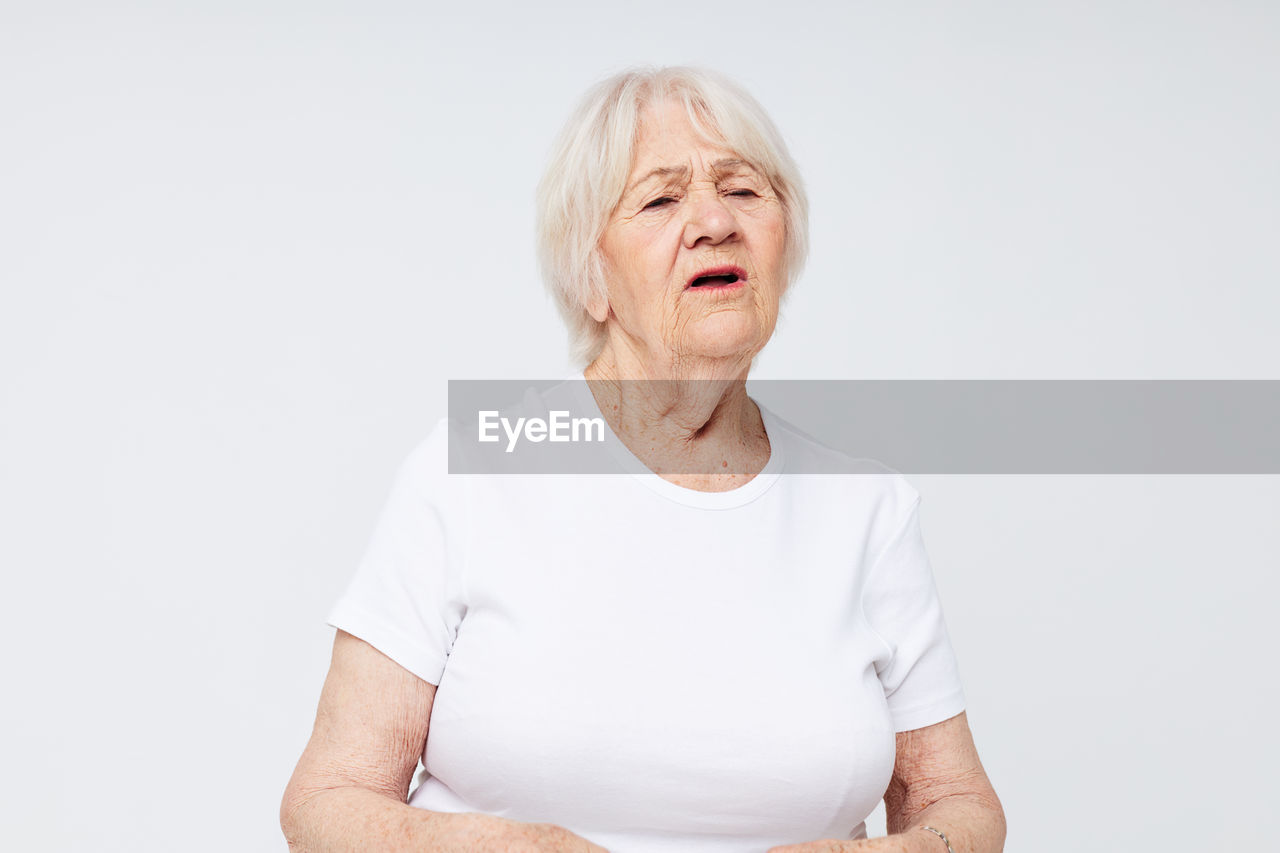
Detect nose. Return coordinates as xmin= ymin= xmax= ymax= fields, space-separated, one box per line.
xmin=681 ymin=188 xmax=739 ymax=249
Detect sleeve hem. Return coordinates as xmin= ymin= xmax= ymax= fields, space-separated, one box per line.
xmin=889 ymin=689 xmax=967 ymax=733
xmin=326 ymin=600 xmax=447 ymax=686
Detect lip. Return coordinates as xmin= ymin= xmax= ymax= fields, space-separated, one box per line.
xmin=684 ymin=265 xmax=748 ymax=291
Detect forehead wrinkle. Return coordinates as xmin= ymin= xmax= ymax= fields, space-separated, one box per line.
xmin=625 ymin=164 xmax=690 ymax=196
xmin=710 ymin=157 xmax=767 ymax=184
xmin=709 ymin=157 xmax=748 ymax=175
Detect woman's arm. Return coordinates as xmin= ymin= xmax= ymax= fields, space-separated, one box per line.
xmin=883 ymin=711 xmax=1006 ymax=853
xmin=281 ymin=630 xmax=608 ymax=852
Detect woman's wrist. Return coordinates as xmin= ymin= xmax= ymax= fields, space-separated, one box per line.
xmin=913 ymin=824 xmax=955 ymax=852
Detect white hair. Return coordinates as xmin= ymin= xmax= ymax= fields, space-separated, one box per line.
xmin=536 ymin=66 xmax=810 ymax=366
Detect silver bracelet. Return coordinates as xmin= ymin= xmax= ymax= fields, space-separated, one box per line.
xmin=918 ymin=825 xmax=955 ymax=853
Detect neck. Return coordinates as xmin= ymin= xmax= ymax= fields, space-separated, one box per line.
xmin=583 ymin=341 xmax=770 ymax=491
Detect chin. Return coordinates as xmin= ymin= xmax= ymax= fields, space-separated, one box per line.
xmin=678 ymin=321 xmax=769 ymax=362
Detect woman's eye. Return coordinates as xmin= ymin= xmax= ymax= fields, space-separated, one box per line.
xmin=727 ymin=189 xmax=758 ymax=198
xmin=643 ymin=196 xmax=676 ymax=210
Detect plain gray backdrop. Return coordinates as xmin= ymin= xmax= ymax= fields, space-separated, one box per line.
xmin=2 ymin=1 xmax=1277 ymax=850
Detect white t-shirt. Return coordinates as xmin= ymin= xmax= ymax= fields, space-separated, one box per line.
xmin=328 ymin=376 xmax=966 ymax=852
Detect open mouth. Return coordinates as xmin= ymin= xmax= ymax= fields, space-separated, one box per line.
xmin=686 ymin=265 xmax=747 ymax=289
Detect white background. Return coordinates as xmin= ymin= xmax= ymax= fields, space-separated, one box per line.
xmin=2 ymin=1 xmax=1277 ymax=850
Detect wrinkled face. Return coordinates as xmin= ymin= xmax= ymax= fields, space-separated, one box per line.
xmin=594 ymin=100 xmax=788 ymax=368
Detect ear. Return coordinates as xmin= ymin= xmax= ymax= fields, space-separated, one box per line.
xmin=585 ymin=289 xmax=610 ymax=324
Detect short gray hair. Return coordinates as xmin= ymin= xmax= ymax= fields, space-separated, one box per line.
xmin=536 ymin=66 xmax=810 ymax=366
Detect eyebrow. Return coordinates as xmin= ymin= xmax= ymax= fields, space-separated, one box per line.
xmin=624 ymin=158 xmax=760 ymax=196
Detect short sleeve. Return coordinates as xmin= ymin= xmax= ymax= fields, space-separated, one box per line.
xmin=861 ymin=495 xmax=967 ymax=732
xmin=326 ymin=419 xmax=468 ymax=686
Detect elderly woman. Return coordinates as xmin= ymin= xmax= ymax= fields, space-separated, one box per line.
xmin=282 ymin=67 xmax=1006 ymax=852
